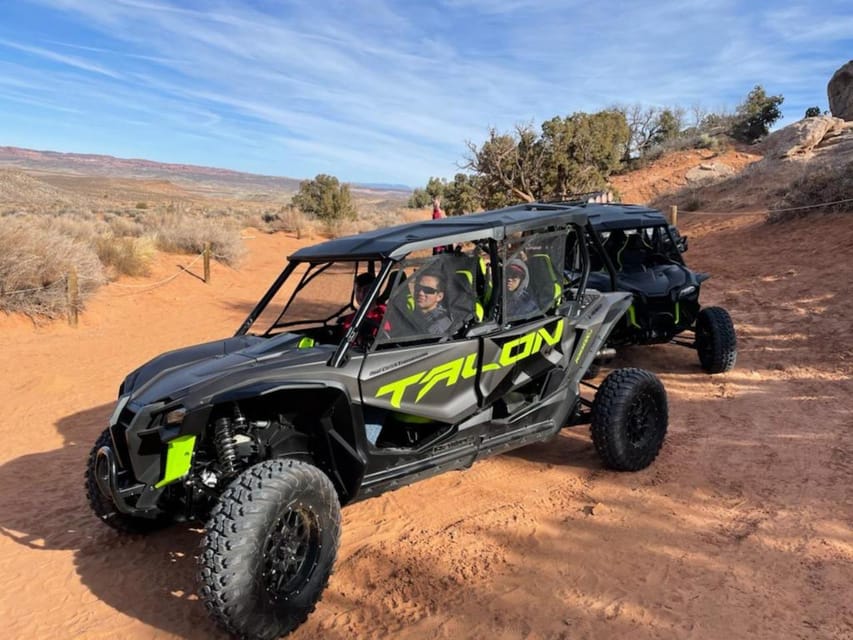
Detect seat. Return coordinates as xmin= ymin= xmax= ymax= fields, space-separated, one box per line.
xmin=378 ymin=269 xmax=405 ymax=304
xmin=454 ymin=255 xmax=491 ymax=323
xmin=527 ymin=253 xmax=562 ymax=311
xmin=603 ymin=229 xmax=628 ymax=269
xmin=617 ymin=233 xmax=650 ymax=271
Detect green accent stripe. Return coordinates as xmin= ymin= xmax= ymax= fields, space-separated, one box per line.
xmin=674 ymin=301 xmax=681 ymax=325
xmin=154 ymin=435 xmax=196 ymax=488
xmin=392 ymin=413 xmax=433 ymax=424
xmin=627 ymin=305 xmax=640 ymax=328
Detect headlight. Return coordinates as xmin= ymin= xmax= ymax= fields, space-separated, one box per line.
xmin=164 ymin=406 xmax=188 ymax=425
xmin=677 ymin=285 xmax=697 ymax=299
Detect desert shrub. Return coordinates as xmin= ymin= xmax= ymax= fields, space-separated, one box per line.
xmin=42 ymin=214 xmax=107 ymax=243
xmin=407 ymin=188 xmax=432 ymax=208
xmin=94 ymin=235 xmax=156 ymax=278
xmin=149 ymin=214 xmax=245 ymax=265
xmin=0 ymin=219 xmax=105 ymax=317
xmin=105 ymin=214 xmax=146 ymax=238
xmin=292 ymin=174 xmax=357 ymax=224
xmin=731 ymin=85 xmax=783 ymax=143
xmin=769 ymin=161 xmax=853 ymax=222
xmin=804 ymin=106 xmax=822 ymax=118
xmin=135 ymin=201 xmax=148 ymax=209
xmin=683 ymin=193 xmax=705 ymax=211
xmin=274 ymin=207 xmax=310 ymax=237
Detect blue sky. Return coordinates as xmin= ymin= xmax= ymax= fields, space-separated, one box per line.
xmin=0 ymin=1 xmax=850 ymax=186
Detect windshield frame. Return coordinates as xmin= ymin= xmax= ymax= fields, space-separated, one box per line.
xmin=235 ymin=258 xmax=388 ymax=339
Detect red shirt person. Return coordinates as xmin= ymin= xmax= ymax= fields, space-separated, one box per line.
xmin=431 ymin=197 xmax=452 ymax=254
xmin=432 ymin=196 xmax=445 ymax=220
xmin=339 ymin=273 xmax=386 ymax=341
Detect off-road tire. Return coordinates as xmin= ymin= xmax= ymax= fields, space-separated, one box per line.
xmin=84 ymin=428 xmax=171 ymax=534
xmin=590 ymin=368 xmax=668 ymax=471
xmin=695 ymin=306 xmax=737 ymax=373
xmin=199 ymin=459 xmax=341 ymax=640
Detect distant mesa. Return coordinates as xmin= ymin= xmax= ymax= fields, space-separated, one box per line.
xmin=0 ymin=146 xmax=302 ymax=191
xmin=0 ymin=146 xmax=402 ymax=193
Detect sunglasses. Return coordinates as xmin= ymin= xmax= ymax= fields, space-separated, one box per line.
xmin=415 ymin=284 xmax=439 ymax=295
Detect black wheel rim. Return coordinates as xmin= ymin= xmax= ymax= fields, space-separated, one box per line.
xmin=626 ymin=390 xmax=657 ymax=447
xmin=262 ymin=507 xmax=320 ymax=601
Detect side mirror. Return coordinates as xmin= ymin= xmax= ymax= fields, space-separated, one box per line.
xmin=678 ymin=235 xmax=689 ymax=253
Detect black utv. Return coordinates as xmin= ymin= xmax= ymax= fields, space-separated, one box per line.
xmin=86 ymin=203 xmax=669 ymax=640
xmin=569 ymin=203 xmax=737 ymax=374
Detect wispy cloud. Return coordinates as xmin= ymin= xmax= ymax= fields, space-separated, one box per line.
xmin=0 ymin=0 xmax=850 ymax=184
xmin=0 ymin=37 xmax=122 ymax=78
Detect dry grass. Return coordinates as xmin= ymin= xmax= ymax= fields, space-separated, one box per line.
xmin=95 ymin=235 xmax=157 ymax=278
xmin=148 ymin=213 xmax=246 ymax=265
xmin=0 ymin=167 xmax=411 ymax=317
xmin=0 ymin=219 xmax=106 ymax=317
xmin=769 ymin=161 xmax=853 ymax=222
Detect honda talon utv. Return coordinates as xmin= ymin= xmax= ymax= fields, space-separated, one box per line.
xmin=569 ymin=202 xmax=737 ymax=375
xmin=86 ymin=203 xmax=669 ymax=640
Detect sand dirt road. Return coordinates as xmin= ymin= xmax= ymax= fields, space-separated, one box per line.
xmin=1 ymin=212 xmax=851 ymax=639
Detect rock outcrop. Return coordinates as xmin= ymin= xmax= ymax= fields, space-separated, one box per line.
xmin=685 ymin=162 xmax=736 ymax=184
xmin=828 ymin=60 xmax=853 ymax=121
xmin=759 ymin=115 xmax=853 ymax=160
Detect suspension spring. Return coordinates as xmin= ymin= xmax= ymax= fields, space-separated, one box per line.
xmin=214 ymin=416 xmax=239 ymax=478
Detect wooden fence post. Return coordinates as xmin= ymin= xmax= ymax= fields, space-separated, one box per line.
xmin=67 ymin=267 xmax=78 ymax=327
xmin=203 ymin=243 xmax=211 ymax=283
xmin=668 ymin=205 xmax=678 ymax=226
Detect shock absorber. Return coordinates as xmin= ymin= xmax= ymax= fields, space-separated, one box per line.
xmin=214 ymin=416 xmax=238 ymax=478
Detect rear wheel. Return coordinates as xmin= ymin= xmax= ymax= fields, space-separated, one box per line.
xmin=199 ymin=459 xmax=341 ymax=640
xmin=590 ymin=368 xmax=668 ymax=471
xmin=695 ymin=306 xmax=737 ymax=373
xmin=84 ymin=428 xmax=171 ymax=534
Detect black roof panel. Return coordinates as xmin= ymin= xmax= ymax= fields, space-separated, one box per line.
xmin=575 ymin=203 xmax=670 ymax=230
xmin=290 ymin=202 xmax=589 ymax=261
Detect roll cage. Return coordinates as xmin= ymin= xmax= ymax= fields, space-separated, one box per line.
xmin=234 ymin=203 xmax=594 ymax=366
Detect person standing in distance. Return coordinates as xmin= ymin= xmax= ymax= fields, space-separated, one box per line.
xmin=432 ymin=196 xmax=445 ymax=220
xmin=431 ymin=196 xmax=453 ymax=255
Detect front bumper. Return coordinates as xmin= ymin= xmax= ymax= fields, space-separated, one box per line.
xmin=94 ymin=444 xmax=166 ymax=517
xmin=96 ymin=397 xmax=201 ymax=518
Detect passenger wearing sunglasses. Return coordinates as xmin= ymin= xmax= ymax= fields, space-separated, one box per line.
xmin=413 ymin=272 xmax=452 ymax=335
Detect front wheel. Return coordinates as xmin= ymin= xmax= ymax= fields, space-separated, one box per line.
xmin=199 ymin=459 xmax=341 ymax=640
xmin=84 ymin=428 xmax=171 ymax=534
xmin=590 ymin=368 xmax=668 ymax=471
xmin=695 ymin=306 xmax=737 ymax=373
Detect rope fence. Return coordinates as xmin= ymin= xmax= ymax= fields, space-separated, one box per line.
xmin=670 ymin=196 xmax=853 ymax=218
xmin=0 ymin=278 xmax=68 ymax=297
xmin=105 ymin=249 xmax=206 ymax=290
xmin=0 ymin=245 xmax=213 ymax=326
xmin=2 ymin=194 xmax=852 ymax=326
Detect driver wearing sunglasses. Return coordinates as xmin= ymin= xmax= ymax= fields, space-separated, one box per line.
xmin=414 ymin=272 xmax=452 ymax=335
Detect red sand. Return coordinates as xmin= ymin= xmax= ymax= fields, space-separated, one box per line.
xmin=1 ymin=210 xmax=852 ymax=639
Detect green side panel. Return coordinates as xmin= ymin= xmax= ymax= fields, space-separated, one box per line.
xmin=154 ymin=435 xmax=197 ymax=488
xmin=627 ymin=305 xmax=640 ymax=328
xmin=392 ymin=412 xmax=433 ymax=424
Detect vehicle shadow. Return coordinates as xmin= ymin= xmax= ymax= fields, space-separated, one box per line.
xmin=593 ymin=342 xmax=705 ymax=375
xmin=504 ymin=428 xmax=602 ymax=470
xmin=0 ymin=403 xmax=228 ymax=639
